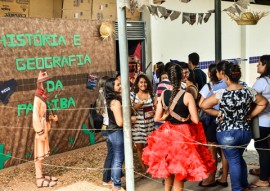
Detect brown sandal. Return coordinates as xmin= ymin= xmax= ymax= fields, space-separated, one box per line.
xmin=36 ymin=178 xmax=57 ymax=188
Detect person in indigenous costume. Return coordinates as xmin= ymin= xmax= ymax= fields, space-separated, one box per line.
xmin=33 ymin=70 xmax=58 ymax=188
xmin=142 ymin=63 xmax=215 ymax=191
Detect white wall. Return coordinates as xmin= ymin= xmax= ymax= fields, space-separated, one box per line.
xmin=142 ymin=0 xmax=270 ymax=86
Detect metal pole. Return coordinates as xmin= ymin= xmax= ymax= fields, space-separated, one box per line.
xmin=215 ymin=0 xmax=222 ymax=63
xmin=116 ymin=0 xmax=135 ymax=191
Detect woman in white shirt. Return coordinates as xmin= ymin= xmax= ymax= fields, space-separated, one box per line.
xmin=250 ymin=55 xmax=270 ymax=188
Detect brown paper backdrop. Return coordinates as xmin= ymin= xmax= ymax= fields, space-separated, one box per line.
xmin=0 ymin=17 xmax=116 ymax=168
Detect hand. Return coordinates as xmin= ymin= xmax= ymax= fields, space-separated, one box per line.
xmin=49 ymin=115 xmax=58 ymax=122
xmin=136 ymin=101 xmax=144 ymax=108
xmin=131 ymin=116 xmax=137 ymax=123
xmin=245 ymin=115 xmax=252 ymax=121
xmin=149 ymin=111 xmax=155 ymax=117
xmin=216 ymin=111 xmax=224 ymax=122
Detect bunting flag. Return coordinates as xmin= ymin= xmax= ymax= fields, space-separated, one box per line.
xmin=236 ymin=0 xmax=250 ymax=9
xmin=197 ymin=13 xmax=204 ymax=24
xmin=153 ymin=0 xmax=166 ymax=4
xmin=148 ymin=5 xmax=159 ymax=17
xmin=157 ymin=6 xmax=172 ymax=19
xmin=180 ymin=0 xmax=191 ymax=3
xmin=170 ymin=11 xmax=181 ymax=21
xmin=147 ymin=4 xmax=213 ymax=24
xmin=120 ymin=1 xmax=214 ymax=24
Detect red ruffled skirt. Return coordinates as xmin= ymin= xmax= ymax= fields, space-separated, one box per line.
xmin=142 ymin=122 xmax=216 ymax=181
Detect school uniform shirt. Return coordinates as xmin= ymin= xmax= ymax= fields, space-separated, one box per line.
xmin=252 ymin=76 xmax=270 ymax=127
xmin=155 ymin=79 xmax=172 ymax=97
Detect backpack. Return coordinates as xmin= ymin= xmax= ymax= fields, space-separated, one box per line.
xmin=89 ymin=102 xmax=103 ymax=130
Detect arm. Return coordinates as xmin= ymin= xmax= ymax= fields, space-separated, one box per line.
xmin=183 ymin=92 xmax=199 ymax=124
xmin=155 ymin=96 xmax=164 ymax=122
xmin=200 ymin=93 xmax=220 ymax=117
xmin=198 ymin=94 xmax=205 ymax=107
xmin=111 ymin=100 xmax=123 ymax=127
xmin=32 ymin=97 xmax=43 ymax=133
xmin=131 ymin=92 xmax=144 ymax=110
xmin=153 ymin=94 xmax=158 ymax=109
xmin=248 ymin=94 xmax=268 ymax=119
xmin=187 ymin=86 xmax=198 ymax=100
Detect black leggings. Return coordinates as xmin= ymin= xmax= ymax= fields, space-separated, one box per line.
xmin=254 ymin=126 xmax=270 ymax=181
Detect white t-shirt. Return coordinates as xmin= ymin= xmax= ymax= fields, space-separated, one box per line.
xmin=252 ymin=77 xmax=270 ymax=127
xmin=102 ymin=100 xmax=109 ymax=126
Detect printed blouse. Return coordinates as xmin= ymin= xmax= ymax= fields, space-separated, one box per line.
xmin=215 ymin=87 xmax=257 ymax=132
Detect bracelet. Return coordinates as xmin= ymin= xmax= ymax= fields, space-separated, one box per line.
xmin=37 ymin=129 xmax=44 ymax=135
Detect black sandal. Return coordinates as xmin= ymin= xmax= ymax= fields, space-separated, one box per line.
xmin=36 ymin=178 xmax=57 ymax=188
xmin=44 ymin=174 xmax=58 ymax=182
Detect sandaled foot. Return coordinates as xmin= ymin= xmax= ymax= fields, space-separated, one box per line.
xmin=249 ymin=180 xmax=269 ymax=188
xmin=249 ymin=168 xmax=260 ymax=176
xmin=44 ymin=175 xmax=58 ymax=182
xmin=198 ymin=181 xmax=217 ymax=187
xmin=36 ymin=178 xmax=57 ymax=188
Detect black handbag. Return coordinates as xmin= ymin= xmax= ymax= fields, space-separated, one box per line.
xmin=251 ymin=116 xmax=260 ymax=139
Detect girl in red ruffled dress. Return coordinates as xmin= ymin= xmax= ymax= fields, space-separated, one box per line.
xmin=142 ymin=64 xmax=216 ymax=191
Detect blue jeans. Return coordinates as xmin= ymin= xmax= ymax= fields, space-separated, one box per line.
xmin=103 ymin=138 xmax=113 ymax=183
xmin=108 ymin=130 xmax=124 ymax=189
xmin=217 ymin=129 xmax=251 ymax=191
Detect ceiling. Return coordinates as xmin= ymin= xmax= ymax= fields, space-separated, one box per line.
xmin=222 ymin=0 xmax=270 ymax=6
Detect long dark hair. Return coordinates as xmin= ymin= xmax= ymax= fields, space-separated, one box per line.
xmin=167 ymin=64 xmax=182 ymax=107
xmin=155 ymin=62 xmax=165 ymax=79
xmin=259 ymin=55 xmax=270 ymax=78
xmin=208 ymin=63 xmax=219 ymax=84
xmin=216 ymin=60 xmax=228 ymax=72
xmin=96 ymin=76 xmax=110 ymax=115
xmin=105 ymin=78 xmax=121 ymax=107
xmin=131 ymin=74 xmax=153 ymax=95
xmin=187 ymin=68 xmax=197 ymax=86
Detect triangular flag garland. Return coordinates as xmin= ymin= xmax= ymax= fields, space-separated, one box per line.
xmin=120 ymin=0 xmax=214 ymax=24
xmin=148 ymin=4 xmax=214 ymax=24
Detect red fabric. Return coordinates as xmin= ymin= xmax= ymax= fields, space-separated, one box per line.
xmin=35 ymin=88 xmax=47 ymax=101
xmin=133 ymin=42 xmax=141 ymax=61
xmin=142 ymin=122 xmax=216 ymax=181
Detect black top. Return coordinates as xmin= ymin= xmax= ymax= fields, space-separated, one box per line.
xmin=164 ymin=90 xmax=190 ymax=124
xmin=193 ymin=67 xmax=207 ymax=91
xmin=107 ymin=103 xmax=123 ymax=133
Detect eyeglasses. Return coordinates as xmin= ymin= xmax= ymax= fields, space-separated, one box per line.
xmin=182 ymin=71 xmax=190 ymax=75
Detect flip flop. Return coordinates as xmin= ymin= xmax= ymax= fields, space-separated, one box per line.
xmin=249 ymin=182 xmax=269 ymax=188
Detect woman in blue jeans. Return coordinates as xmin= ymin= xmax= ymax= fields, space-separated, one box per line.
xmin=105 ymin=77 xmax=125 ymax=191
xmin=201 ymin=62 xmax=268 ymax=191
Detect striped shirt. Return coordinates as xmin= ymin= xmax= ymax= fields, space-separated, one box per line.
xmin=156 ymin=80 xmax=172 ymax=97
xmin=130 ymin=92 xmax=155 ymax=144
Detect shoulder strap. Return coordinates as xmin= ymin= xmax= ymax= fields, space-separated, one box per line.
xmin=169 ymin=89 xmax=190 ymax=122
xmin=207 ymin=82 xmax=212 ymax=91
xmin=161 ymin=90 xmax=168 ymax=110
